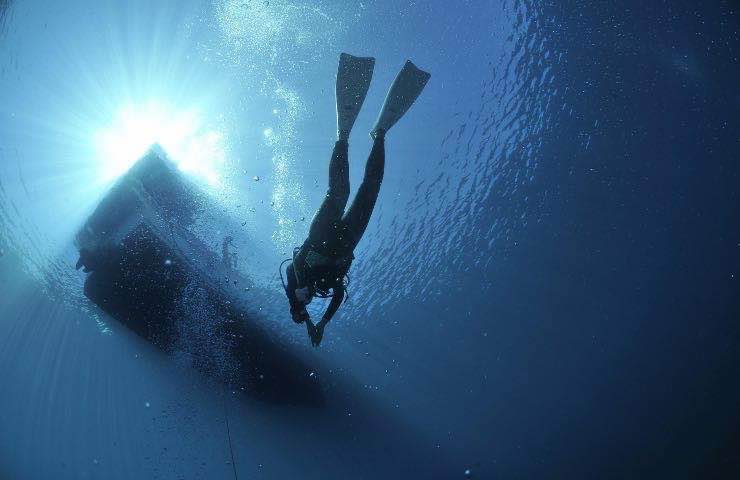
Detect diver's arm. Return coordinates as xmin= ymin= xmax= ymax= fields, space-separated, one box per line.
xmin=310 ymin=287 xmax=343 ymax=347
xmin=321 ymin=286 xmax=345 ymax=325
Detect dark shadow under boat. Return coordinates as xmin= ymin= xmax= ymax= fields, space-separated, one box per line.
xmin=75 ymin=146 xmax=324 ymax=407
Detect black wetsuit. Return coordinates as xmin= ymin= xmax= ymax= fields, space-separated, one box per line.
xmin=286 ymin=134 xmax=385 ymax=320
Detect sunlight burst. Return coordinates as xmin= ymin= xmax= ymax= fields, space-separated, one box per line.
xmin=95 ymin=102 xmax=226 ymax=185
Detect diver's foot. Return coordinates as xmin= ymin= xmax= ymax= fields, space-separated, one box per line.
xmin=338 ymin=129 xmax=350 ymax=142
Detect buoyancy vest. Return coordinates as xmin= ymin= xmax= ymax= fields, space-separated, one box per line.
xmin=294 ymin=246 xmax=353 ymax=297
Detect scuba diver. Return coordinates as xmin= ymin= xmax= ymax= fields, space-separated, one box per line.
xmin=282 ymin=53 xmax=430 ymax=347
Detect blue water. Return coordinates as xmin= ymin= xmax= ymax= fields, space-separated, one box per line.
xmin=1 ymin=0 xmax=738 ymax=478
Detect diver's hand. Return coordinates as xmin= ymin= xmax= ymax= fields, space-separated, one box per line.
xmin=307 ymin=319 xmax=325 ymax=347
xmin=305 ymin=320 xmax=316 ymax=346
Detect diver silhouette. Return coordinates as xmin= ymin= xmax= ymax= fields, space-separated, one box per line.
xmin=282 ymin=53 xmax=430 ymax=347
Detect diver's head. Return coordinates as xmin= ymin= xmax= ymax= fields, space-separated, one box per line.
xmin=290 ymin=287 xmax=313 ymax=323
xmin=294 ymin=286 xmax=312 ymax=304
xmin=284 ymin=260 xmax=313 ymax=322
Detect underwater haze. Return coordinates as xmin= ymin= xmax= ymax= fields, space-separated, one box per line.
xmin=1 ymin=0 xmax=739 ymax=478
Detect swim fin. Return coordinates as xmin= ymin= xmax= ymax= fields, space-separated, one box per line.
xmin=336 ymin=53 xmax=375 ymax=141
xmin=372 ymin=60 xmax=431 ymax=137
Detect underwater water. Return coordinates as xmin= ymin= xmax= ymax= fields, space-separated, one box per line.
xmin=1 ymin=0 xmax=739 ymax=478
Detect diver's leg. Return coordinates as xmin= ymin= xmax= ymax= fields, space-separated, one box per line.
xmin=307 ymin=140 xmax=350 ymax=243
xmin=342 ymin=134 xmax=385 ymax=249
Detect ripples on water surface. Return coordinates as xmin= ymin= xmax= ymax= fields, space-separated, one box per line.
xmin=1 ymin=0 xmax=739 ymax=479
